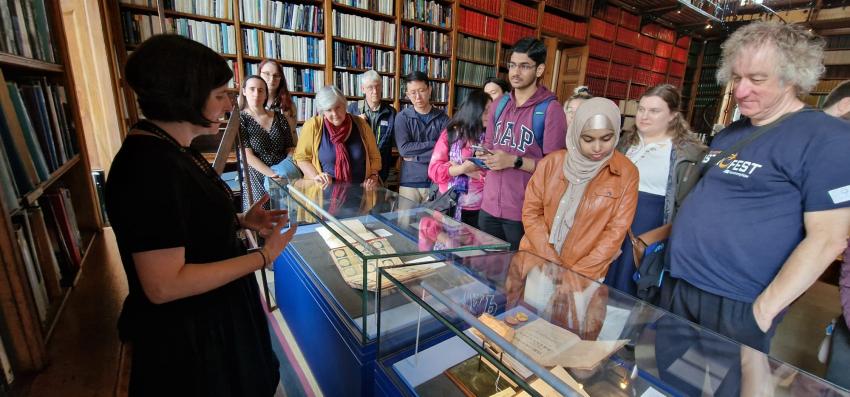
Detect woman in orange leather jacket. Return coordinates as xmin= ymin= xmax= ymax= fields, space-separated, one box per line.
xmin=519 ymin=97 xmax=639 ymax=280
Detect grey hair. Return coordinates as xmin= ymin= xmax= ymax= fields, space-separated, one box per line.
xmin=716 ymin=21 xmax=824 ymax=95
xmin=315 ymin=85 xmax=346 ymax=113
xmin=359 ymin=70 xmax=381 ymax=87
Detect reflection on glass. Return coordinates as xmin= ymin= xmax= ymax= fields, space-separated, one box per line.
xmin=377 ymin=251 xmax=847 ymax=397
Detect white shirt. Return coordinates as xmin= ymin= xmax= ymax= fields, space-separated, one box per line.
xmin=626 ymin=137 xmax=673 ymax=196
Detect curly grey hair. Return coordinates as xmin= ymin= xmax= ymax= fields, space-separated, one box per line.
xmin=315 ymin=85 xmax=347 ymax=113
xmin=716 ymin=21 xmax=824 ymax=95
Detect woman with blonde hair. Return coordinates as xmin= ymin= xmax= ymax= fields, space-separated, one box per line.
xmin=604 ymin=84 xmax=706 ymax=296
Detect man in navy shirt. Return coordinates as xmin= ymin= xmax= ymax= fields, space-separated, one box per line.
xmin=664 ymin=22 xmax=850 ymax=353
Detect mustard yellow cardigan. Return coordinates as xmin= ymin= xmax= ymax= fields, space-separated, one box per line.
xmin=293 ymin=115 xmax=382 ymax=179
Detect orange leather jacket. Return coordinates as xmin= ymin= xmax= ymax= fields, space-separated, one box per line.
xmin=519 ymin=149 xmax=639 ymax=280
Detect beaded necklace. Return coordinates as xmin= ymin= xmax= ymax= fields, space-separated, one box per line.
xmin=133 ymin=120 xmax=241 ymax=228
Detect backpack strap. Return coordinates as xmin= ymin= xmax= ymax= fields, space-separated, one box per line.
xmin=492 ymin=94 xmax=511 ymax=129
xmin=532 ymin=99 xmax=553 ymax=149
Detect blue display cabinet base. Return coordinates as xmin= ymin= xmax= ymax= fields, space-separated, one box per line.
xmin=274 ymin=247 xmax=377 ymax=397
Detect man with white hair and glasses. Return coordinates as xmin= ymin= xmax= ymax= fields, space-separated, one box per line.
xmin=663 ymin=21 xmax=850 ymax=352
xmin=347 ymin=70 xmax=397 ymax=182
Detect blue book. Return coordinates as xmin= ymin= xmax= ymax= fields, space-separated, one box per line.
xmin=19 ymin=83 xmax=58 ymax=171
xmin=0 ymin=108 xmax=30 ymax=197
xmin=7 ymin=82 xmax=49 ymax=181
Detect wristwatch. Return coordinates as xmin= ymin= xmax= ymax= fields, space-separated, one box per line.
xmin=513 ymin=155 xmax=523 ymax=169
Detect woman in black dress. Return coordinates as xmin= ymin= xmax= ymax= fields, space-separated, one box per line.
xmin=240 ymin=75 xmax=294 ymax=210
xmin=105 ymin=35 xmax=297 ymax=396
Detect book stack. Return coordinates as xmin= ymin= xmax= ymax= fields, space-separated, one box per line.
xmin=333 ymin=42 xmax=395 ymax=73
xmin=541 ymin=13 xmax=587 ymax=41
xmin=607 ymin=81 xmax=627 ymax=99
xmin=546 ymin=0 xmax=590 ymax=16
xmin=609 ymin=63 xmax=631 ymax=82
xmin=676 ymin=35 xmax=691 ymax=49
xmin=642 ymin=23 xmax=675 ymax=43
xmin=506 ymin=1 xmax=537 ymax=26
xmin=586 ymin=58 xmax=609 ymax=78
xmin=166 ymin=0 xmax=232 ymax=19
xmin=335 ymin=71 xmax=395 ymax=100
xmin=824 ymin=65 xmax=850 ymax=79
xmin=611 ymin=46 xmax=637 ymax=65
xmin=404 ymin=0 xmax=452 ymax=28
xmin=456 ymin=34 xmax=496 ymax=64
xmin=669 ymin=62 xmax=685 ymax=78
xmin=655 ymin=42 xmax=673 ymax=58
xmin=333 ymin=10 xmax=397 ymax=46
xmin=500 ymin=22 xmax=534 ymax=46
xmin=672 ymin=47 xmax=687 ymax=63
xmin=402 ymin=26 xmax=451 ymax=55
xmin=334 ymin=0 xmax=393 ymax=16
xmin=636 ymin=52 xmax=653 ymax=70
xmin=588 ymin=38 xmax=612 ymax=60
xmin=812 ymin=79 xmax=845 ymax=94
xmin=457 ymin=9 xmax=499 ymax=41
xmin=240 ymin=0 xmax=324 ymax=34
xmin=293 ymin=96 xmax=315 ymax=122
xmin=402 ymin=54 xmax=450 ymax=80
xmin=637 ymin=34 xmax=655 ymax=54
xmin=629 ymin=84 xmax=646 ymax=100
xmin=589 ymin=18 xmax=616 ymax=41
xmin=242 ymin=30 xmax=325 ymax=63
xmin=0 ymin=76 xmax=78 ymax=203
xmin=245 ymin=62 xmax=323 ymax=93
xmin=616 ymin=28 xmax=639 ymax=48
xmin=619 ymin=11 xmax=639 ymax=31
xmin=120 ymin=12 xmax=162 ymax=46
xmin=0 ymin=0 xmax=55 ymax=62
xmin=824 ymin=50 xmax=850 ymax=66
xmin=585 ymin=77 xmax=605 ymax=97
xmin=165 ymin=17 xmax=237 ymax=54
xmin=632 ymin=69 xmax=652 ymax=86
xmin=652 ymin=57 xmax=668 ymax=73
xmin=459 ymin=0 xmax=499 ymax=15
xmin=456 ymin=61 xmax=496 ymax=87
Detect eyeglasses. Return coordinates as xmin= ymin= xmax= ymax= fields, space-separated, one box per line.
xmin=407 ymin=89 xmax=429 ymax=98
xmin=506 ymin=62 xmax=537 ymax=71
xmin=260 ymin=71 xmax=283 ymax=80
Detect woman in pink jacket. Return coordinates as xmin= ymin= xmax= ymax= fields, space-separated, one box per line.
xmin=428 ymin=90 xmax=491 ymax=226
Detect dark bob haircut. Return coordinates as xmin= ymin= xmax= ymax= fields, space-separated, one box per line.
xmin=510 ymin=37 xmax=546 ymax=66
xmin=125 ymin=34 xmax=233 ymax=127
xmin=404 ymin=71 xmax=430 ymax=86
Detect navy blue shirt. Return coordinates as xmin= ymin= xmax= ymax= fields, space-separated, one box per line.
xmin=669 ymin=111 xmax=850 ymax=302
xmin=318 ymin=123 xmax=366 ymax=183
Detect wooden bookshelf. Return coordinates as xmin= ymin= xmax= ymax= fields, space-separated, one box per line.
xmin=0 ymin=0 xmax=103 ymax=387
xmin=332 ymin=2 xmax=395 ymax=20
xmin=238 ymin=21 xmax=325 ymax=39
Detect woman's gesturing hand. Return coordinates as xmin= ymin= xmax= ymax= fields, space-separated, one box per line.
xmin=242 ymin=194 xmax=288 ymax=236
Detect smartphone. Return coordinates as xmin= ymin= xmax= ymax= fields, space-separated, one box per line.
xmin=468 ymin=157 xmax=490 ymax=170
xmin=470 ymin=145 xmax=492 ymax=156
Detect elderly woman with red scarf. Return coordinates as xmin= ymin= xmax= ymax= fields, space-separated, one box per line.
xmin=294 ymin=85 xmax=382 ymax=187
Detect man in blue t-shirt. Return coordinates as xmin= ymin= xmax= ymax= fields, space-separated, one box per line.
xmin=664 ymin=22 xmax=850 ymax=353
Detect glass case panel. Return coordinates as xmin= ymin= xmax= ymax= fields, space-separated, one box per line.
xmin=266 ymin=178 xmax=510 ymax=342
xmin=377 ymin=251 xmax=848 ymax=397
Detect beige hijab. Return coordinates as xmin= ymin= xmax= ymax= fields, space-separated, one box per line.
xmin=549 ymin=97 xmax=622 ymax=253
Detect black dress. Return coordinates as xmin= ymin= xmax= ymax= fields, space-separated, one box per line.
xmin=240 ymin=111 xmax=293 ymax=210
xmin=105 ymin=134 xmax=279 ymax=397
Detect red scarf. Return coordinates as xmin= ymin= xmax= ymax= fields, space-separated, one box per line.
xmin=323 ymin=115 xmax=353 ymax=182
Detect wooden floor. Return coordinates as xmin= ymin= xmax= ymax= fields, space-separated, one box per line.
xmin=13 ymin=228 xmax=128 ymax=397
xmin=8 ymin=227 xmax=845 ymax=395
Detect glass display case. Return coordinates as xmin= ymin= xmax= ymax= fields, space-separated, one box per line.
xmin=376 ymin=251 xmax=848 ymax=397
xmin=266 ymin=178 xmax=510 ymax=342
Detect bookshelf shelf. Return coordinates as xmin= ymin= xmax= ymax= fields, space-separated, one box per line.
xmin=238 ymin=21 xmax=324 ymax=38
xmin=164 ymin=9 xmax=235 ymax=24
xmin=332 ymin=3 xmax=395 ymax=21
xmin=504 ymin=16 xmax=536 ymax=29
xmin=0 ymin=53 xmax=64 ymax=73
xmin=456 ymin=55 xmax=494 ymax=67
xmin=333 ymin=66 xmax=395 ymax=76
xmin=290 ymin=91 xmax=317 ymax=96
xmin=401 ymin=19 xmax=453 ymax=33
xmin=242 ymin=56 xmax=324 ymax=70
xmin=332 ymin=37 xmax=395 ymax=51
xmin=455 ymin=81 xmax=484 ymax=88
xmin=118 ymin=2 xmax=157 ymax=13
xmin=543 ymin=3 xmax=589 ymax=20
xmin=538 ymin=29 xmax=585 ymax=46
xmin=401 ymin=48 xmax=451 ymax=59
xmin=457 ymin=29 xmax=498 ymax=42
xmin=20 ymin=155 xmax=81 ymax=207
xmin=458 ymin=3 xmax=500 ymax=18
